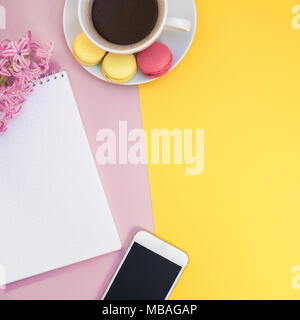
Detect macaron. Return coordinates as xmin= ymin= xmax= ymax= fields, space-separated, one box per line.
xmin=72 ymin=33 xmax=106 ymax=66
xmin=137 ymin=42 xmax=173 ymax=78
xmin=102 ymin=53 xmax=137 ymax=84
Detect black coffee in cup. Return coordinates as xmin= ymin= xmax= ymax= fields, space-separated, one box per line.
xmin=91 ymin=0 xmax=159 ymax=45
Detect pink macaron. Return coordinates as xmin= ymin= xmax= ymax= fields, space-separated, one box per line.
xmin=137 ymin=42 xmax=173 ymax=78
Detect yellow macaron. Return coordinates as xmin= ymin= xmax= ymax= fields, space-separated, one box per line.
xmin=102 ymin=53 xmax=137 ymax=84
xmin=72 ymin=33 xmax=106 ymax=67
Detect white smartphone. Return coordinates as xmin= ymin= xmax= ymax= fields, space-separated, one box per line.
xmin=102 ymin=231 xmax=188 ymax=300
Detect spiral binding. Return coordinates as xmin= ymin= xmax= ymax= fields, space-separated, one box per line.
xmin=33 ymin=71 xmax=66 ymax=87
xmin=33 ymin=60 xmax=64 ymax=87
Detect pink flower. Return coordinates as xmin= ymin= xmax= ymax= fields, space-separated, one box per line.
xmin=0 ymin=39 xmax=10 ymax=54
xmin=2 ymin=37 xmax=30 ymax=62
xmin=36 ymin=41 xmax=54 ymax=60
xmin=0 ymin=84 xmax=20 ymax=107
xmin=12 ymin=58 xmax=41 ymax=87
xmin=0 ymin=58 xmax=11 ymax=77
xmin=0 ymin=31 xmax=53 ymax=133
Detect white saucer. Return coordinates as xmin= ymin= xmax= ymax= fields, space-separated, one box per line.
xmin=63 ymin=0 xmax=197 ymax=86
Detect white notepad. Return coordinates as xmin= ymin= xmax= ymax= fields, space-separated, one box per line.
xmin=0 ymin=72 xmax=121 ymax=285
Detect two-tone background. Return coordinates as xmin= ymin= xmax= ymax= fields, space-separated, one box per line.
xmin=1 ymin=0 xmax=300 ymax=300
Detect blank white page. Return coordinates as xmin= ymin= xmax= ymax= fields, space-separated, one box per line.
xmin=0 ymin=72 xmax=121 ymax=285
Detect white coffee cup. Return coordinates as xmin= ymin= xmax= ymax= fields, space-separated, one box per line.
xmin=78 ymin=0 xmax=192 ymax=54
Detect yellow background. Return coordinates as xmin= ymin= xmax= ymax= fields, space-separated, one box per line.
xmin=139 ymin=0 xmax=300 ymax=299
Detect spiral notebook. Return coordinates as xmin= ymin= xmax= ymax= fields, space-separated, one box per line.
xmin=0 ymin=72 xmax=121 ymax=285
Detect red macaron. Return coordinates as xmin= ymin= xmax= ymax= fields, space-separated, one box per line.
xmin=137 ymin=42 xmax=173 ymax=78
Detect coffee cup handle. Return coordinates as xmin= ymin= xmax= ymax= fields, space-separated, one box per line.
xmin=164 ymin=17 xmax=192 ymax=32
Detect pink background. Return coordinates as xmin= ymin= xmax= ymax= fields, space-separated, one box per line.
xmin=0 ymin=0 xmax=154 ymax=299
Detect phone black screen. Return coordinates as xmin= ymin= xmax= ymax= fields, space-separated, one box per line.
xmin=104 ymin=243 xmax=182 ymax=300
